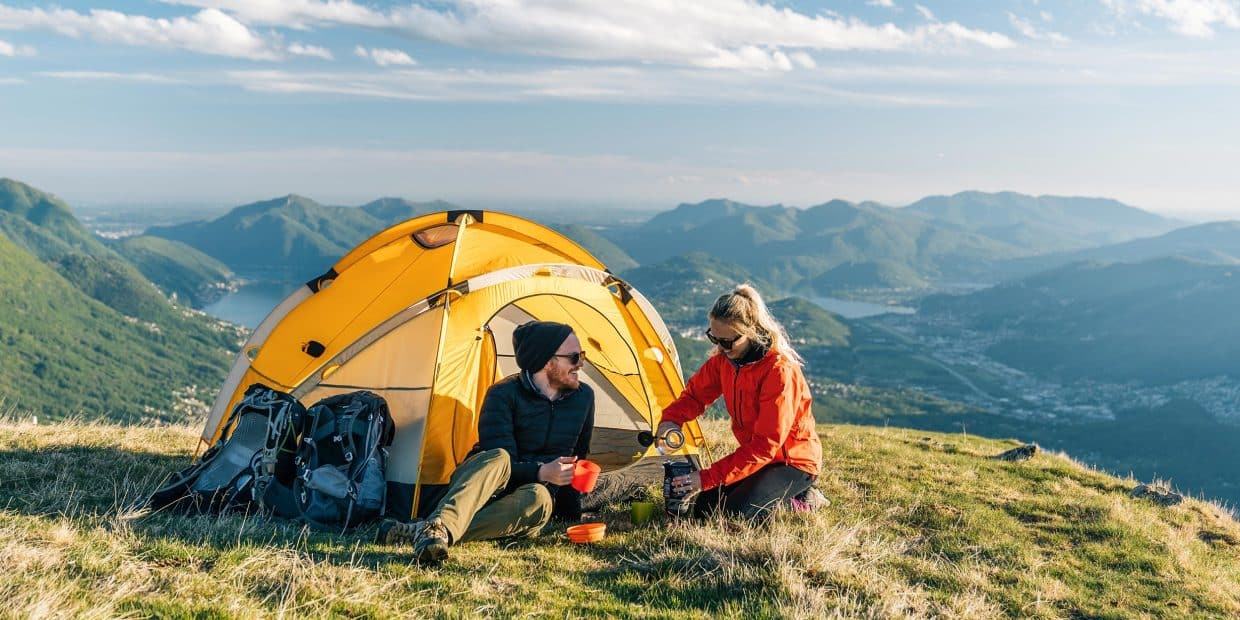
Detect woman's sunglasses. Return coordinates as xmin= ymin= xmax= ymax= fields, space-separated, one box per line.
xmin=705 ymin=330 xmax=741 ymax=350
xmin=553 ymin=351 xmax=587 ymax=365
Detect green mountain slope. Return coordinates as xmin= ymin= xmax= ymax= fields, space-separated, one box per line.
xmin=0 ymin=233 xmax=240 ymax=421
xmin=0 ymin=179 xmax=227 ymax=321
xmin=2 ymin=420 xmax=1236 ymax=617
xmin=620 ymin=252 xmax=776 ymax=328
xmin=807 ymin=259 xmax=929 ymax=295
xmin=147 ymin=195 xmax=461 ymax=279
xmin=555 ymin=223 xmax=638 ymax=272
xmin=110 ymin=235 xmax=236 ymax=307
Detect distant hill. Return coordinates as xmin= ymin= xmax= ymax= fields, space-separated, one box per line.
xmin=554 ymin=224 xmax=638 ymax=272
xmin=0 ymin=232 xmax=238 ymax=421
xmin=605 ymin=198 xmax=1021 ymax=291
xmin=993 ymin=220 xmax=1240 ymax=281
xmin=620 ymin=252 xmax=776 ymax=328
xmin=904 ymin=191 xmax=1181 ymax=252
xmin=111 ymin=235 xmax=236 ymax=307
xmin=806 ymin=260 xmax=928 ymax=295
xmin=767 ymin=296 xmax=850 ymax=347
xmin=147 ymin=195 xmax=458 ymax=279
xmin=602 ymin=192 xmax=1185 ymax=293
xmin=920 ymin=257 xmax=1240 ymax=383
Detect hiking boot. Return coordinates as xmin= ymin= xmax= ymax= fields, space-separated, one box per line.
xmin=377 ymin=518 xmax=426 ymax=546
xmin=413 ymin=519 xmax=451 ymax=566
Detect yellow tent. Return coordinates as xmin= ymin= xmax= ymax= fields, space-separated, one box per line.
xmin=201 ymin=210 xmax=704 ymax=518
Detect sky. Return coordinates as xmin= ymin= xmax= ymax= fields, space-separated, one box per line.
xmin=2 ymin=1 xmax=1240 ymax=220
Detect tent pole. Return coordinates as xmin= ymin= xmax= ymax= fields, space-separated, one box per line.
xmin=409 ymin=213 xmax=475 ymax=519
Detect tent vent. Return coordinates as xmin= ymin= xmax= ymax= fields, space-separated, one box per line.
xmin=413 ymin=224 xmax=459 ymax=249
xmin=447 ymin=210 xmax=484 ymax=223
xmin=301 ymin=340 xmax=326 ymax=358
xmin=306 ymin=269 xmax=337 ymax=293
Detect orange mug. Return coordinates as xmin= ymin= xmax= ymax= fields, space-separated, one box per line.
xmin=571 ymin=459 xmax=601 ymax=493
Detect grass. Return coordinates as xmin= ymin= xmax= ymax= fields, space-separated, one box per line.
xmin=1 ymin=418 xmax=1238 ymax=618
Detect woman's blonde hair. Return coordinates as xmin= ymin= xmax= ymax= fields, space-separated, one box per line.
xmin=709 ymin=284 xmax=803 ymax=365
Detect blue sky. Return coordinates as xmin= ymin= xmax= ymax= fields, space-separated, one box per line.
xmin=2 ymin=1 xmax=1240 ymax=219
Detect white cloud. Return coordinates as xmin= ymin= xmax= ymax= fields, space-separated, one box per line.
xmin=1140 ymin=0 xmax=1240 ymax=36
xmin=353 ymin=46 xmax=416 ymax=66
xmin=0 ymin=37 xmax=34 ymax=56
xmin=163 ymin=0 xmax=387 ymax=29
xmin=1008 ymin=12 xmax=1071 ymax=43
xmin=0 ymin=5 xmax=282 ymax=59
xmin=1107 ymin=0 xmax=1240 ymax=37
xmin=867 ymin=0 xmax=896 ymax=7
xmin=288 ymin=42 xmax=333 ymax=60
xmin=167 ymin=0 xmax=1014 ymax=72
xmin=0 ymin=76 xmax=24 ymax=84
xmin=39 ymin=71 xmax=184 ymax=83
xmin=915 ymin=4 xmax=936 ymax=20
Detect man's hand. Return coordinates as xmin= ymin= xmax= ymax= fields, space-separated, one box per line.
xmin=538 ymin=456 xmax=577 ymax=486
xmin=671 ymin=471 xmax=702 ymax=496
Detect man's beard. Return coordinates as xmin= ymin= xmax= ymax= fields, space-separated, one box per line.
xmin=546 ymin=363 xmax=581 ymax=392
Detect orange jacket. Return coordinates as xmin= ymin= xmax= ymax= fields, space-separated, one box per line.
xmin=662 ymin=349 xmax=822 ymax=490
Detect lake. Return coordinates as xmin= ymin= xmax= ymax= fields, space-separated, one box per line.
xmin=203 ymin=280 xmax=303 ymax=328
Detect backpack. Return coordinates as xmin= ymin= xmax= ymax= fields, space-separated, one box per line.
xmin=277 ymin=391 xmax=395 ymax=530
xmin=148 ymin=384 xmax=304 ymax=515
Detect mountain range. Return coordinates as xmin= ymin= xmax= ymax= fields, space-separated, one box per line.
xmin=146 ymin=195 xmax=458 ymax=279
xmin=601 ymin=193 xmax=1185 ymax=294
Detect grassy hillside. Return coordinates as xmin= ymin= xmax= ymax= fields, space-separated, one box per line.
xmin=111 ymin=235 xmax=236 ymax=307
xmin=0 ymin=233 xmax=240 ymax=422
xmin=1 ymin=419 xmax=1237 ymax=618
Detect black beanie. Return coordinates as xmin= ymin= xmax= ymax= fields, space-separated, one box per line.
xmin=513 ymin=321 xmax=574 ymax=371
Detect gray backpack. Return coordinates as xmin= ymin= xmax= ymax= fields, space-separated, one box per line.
xmin=280 ymin=391 xmax=395 ymax=530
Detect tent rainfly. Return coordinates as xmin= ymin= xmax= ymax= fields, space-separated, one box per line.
xmin=201 ymin=210 xmax=704 ymax=518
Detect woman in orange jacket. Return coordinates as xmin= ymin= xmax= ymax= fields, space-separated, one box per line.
xmin=658 ymin=284 xmax=823 ymax=521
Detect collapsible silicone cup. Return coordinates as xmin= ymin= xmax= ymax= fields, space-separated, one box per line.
xmin=566 ymin=522 xmax=606 ymax=543
xmin=571 ymin=460 xmax=601 ymax=493
xmin=630 ymin=501 xmax=656 ymax=525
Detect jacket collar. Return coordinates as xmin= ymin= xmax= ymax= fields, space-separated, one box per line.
xmin=727 ymin=342 xmax=770 ymax=369
xmin=520 ymin=369 xmax=577 ymax=402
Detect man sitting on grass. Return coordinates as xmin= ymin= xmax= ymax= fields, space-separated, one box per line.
xmin=379 ymin=321 xmax=595 ymax=565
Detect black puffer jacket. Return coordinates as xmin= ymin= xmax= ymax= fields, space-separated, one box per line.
xmin=473 ymin=371 xmax=595 ymax=491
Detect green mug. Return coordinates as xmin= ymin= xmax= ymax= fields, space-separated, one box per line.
xmin=631 ymin=501 xmax=656 ymax=525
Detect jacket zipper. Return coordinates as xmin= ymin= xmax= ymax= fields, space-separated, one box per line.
xmin=543 ymin=400 xmax=556 ymax=451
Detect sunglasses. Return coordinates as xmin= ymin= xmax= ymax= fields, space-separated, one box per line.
xmin=705 ymin=330 xmax=741 ymax=350
xmin=553 ymin=351 xmax=587 ymax=365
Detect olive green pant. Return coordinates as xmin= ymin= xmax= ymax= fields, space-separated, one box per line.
xmin=428 ymin=448 xmax=554 ymax=544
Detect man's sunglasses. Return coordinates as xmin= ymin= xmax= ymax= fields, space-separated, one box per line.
xmin=705 ymin=330 xmax=741 ymax=350
xmin=554 ymin=351 xmax=587 ymax=365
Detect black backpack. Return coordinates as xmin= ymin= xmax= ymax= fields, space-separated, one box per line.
xmin=267 ymin=391 xmax=395 ymax=530
xmin=148 ymin=384 xmax=304 ymax=515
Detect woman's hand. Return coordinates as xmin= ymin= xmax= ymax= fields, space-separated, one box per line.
xmin=538 ymin=456 xmax=577 ymax=486
xmin=656 ymin=421 xmax=682 ymax=452
xmin=671 ymin=471 xmax=702 ymax=496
